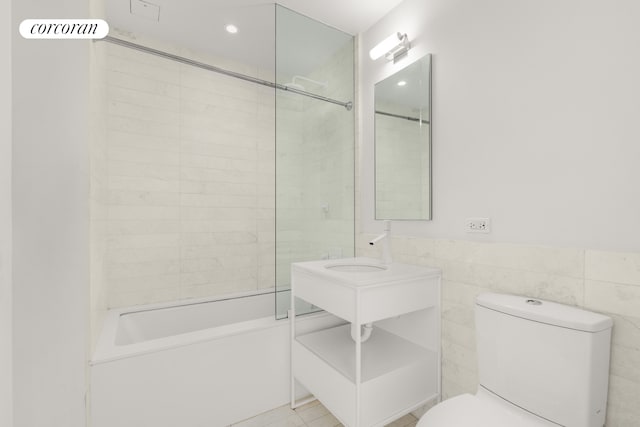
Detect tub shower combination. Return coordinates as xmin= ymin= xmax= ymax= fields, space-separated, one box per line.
xmin=90 ymin=6 xmax=355 ymax=426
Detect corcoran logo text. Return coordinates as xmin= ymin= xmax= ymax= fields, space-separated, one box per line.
xmin=19 ymin=19 xmax=109 ymax=39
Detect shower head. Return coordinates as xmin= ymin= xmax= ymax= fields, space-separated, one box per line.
xmin=279 ymin=75 xmax=350 ymax=110
xmin=283 ymin=75 xmax=329 ymax=92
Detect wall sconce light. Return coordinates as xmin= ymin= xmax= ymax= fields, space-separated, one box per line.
xmin=369 ymin=32 xmax=411 ymax=63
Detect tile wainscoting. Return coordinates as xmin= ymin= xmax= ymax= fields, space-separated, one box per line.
xmin=358 ymin=235 xmax=640 ymax=426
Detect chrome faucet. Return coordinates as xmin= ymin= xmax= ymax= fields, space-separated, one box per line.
xmin=369 ymin=220 xmax=392 ymax=265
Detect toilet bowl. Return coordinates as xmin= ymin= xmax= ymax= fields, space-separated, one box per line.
xmin=417 ymin=387 xmax=556 ymax=427
xmin=417 ymin=293 xmax=613 ymax=427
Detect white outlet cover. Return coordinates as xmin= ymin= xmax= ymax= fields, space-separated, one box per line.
xmin=465 ymin=217 xmax=491 ymax=233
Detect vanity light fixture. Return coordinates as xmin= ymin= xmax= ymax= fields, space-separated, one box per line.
xmin=369 ymin=32 xmax=410 ymax=62
xmin=397 ymin=80 xmax=407 ymax=86
xmin=225 ymin=24 xmax=238 ymax=34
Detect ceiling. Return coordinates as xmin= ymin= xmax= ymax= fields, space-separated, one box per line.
xmin=106 ymin=0 xmax=404 ymax=75
xmin=275 ymin=0 xmax=404 ymax=35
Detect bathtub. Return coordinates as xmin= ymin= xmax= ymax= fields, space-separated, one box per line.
xmin=90 ymin=289 xmax=340 ymax=427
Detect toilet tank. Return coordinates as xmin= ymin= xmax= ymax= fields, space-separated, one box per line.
xmin=475 ymin=293 xmax=612 ymax=427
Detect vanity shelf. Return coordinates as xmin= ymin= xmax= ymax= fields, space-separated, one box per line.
xmin=296 ymin=324 xmax=437 ymax=382
xmin=290 ymin=257 xmax=441 ymax=427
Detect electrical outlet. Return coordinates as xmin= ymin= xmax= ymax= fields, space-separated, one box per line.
xmin=465 ymin=217 xmax=490 ymax=233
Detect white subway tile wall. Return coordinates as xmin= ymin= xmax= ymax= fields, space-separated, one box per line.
xmin=358 ymin=236 xmax=640 ymax=426
xmin=275 ymin=40 xmax=355 ymax=289
xmin=95 ymin=32 xmax=275 ymax=310
xmin=93 ymin=28 xmax=354 ymax=325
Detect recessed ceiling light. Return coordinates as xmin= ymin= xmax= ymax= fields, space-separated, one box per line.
xmin=397 ymin=80 xmax=407 ymax=87
xmin=225 ymin=24 xmax=238 ymax=34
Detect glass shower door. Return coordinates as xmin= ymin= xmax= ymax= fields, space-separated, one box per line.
xmin=274 ymin=5 xmax=355 ymax=319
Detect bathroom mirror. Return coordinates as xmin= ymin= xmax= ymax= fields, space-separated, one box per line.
xmin=374 ymin=54 xmax=432 ymax=220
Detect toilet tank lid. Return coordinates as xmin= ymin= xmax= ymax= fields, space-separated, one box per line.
xmin=476 ymin=293 xmax=613 ymax=332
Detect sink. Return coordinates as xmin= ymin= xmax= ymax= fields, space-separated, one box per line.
xmin=292 ymin=257 xmax=441 ymax=289
xmin=291 ymin=256 xmax=442 ymax=322
xmin=325 ymin=263 xmax=388 ymax=273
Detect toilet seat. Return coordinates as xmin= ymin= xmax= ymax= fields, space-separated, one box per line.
xmin=417 ymin=388 xmax=558 ymax=427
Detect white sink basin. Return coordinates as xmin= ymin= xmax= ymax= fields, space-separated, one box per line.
xmin=293 ymin=257 xmax=440 ymax=288
xmin=325 ymin=263 xmax=388 ymax=273
xmin=291 ymin=257 xmax=441 ymax=323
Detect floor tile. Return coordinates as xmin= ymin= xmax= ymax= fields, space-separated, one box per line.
xmin=306 ymin=412 xmax=342 ymax=427
xmin=236 ymin=401 xmax=420 ymax=427
xmin=264 ymin=413 xmax=306 ymax=427
xmin=295 ymin=402 xmax=330 ymax=424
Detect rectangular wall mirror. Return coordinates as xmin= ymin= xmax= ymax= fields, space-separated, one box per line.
xmin=374 ymin=54 xmax=432 ymax=220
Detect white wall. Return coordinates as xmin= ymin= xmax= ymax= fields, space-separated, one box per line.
xmin=361 ymin=0 xmax=640 ymax=253
xmin=1 ymin=0 xmax=13 ymax=425
xmin=12 ymin=0 xmax=90 ymax=425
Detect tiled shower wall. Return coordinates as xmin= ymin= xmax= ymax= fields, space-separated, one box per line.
xmin=92 ymin=27 xmax=354 ymax=334
xmin=94 ymin=32 xmax=275 ymax=311
xmin=275 ymin=41 xmax=355 ymax=289
xmin=358 ymin=236 xmax=640 ymax=426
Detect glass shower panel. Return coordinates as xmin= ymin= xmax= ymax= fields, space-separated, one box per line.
xmin=275 ymin=6 xmax=355 ymax=319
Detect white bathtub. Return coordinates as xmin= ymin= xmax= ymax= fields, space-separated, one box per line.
xmin=90 ymin=289 xmax=339 ymax=427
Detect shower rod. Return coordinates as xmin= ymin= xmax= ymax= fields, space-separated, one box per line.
xmin=375 ymin=109 xmax=430 ymax=125
xmin=96 ymin=36 xmax=353 ymax=111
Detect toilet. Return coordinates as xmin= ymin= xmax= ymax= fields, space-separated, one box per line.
xmin=418 ymin=293 xmax=613 ymax=427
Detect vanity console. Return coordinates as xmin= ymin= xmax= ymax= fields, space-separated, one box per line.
xmin=290 ymin=257 xmax=441 ymax=427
